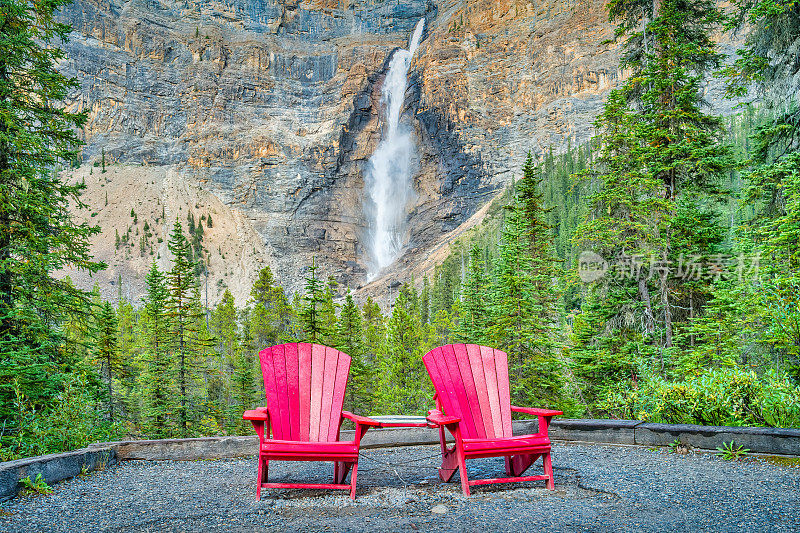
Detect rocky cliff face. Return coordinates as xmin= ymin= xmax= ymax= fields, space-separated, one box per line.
xmin=58 ymin=0 xmax=742 ymax=304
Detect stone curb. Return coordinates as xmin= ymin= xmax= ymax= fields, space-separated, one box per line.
xmin=549 ymin=419 xmax=800 ymax=455
xmin=0 ymin=447 xmax=115 ymax=502
xmin=633 ymin=422 xmax=800 ymax=455
xmin=3 ymin=419 xmax=798 ymax=501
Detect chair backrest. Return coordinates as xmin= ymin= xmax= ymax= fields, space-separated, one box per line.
xmin=423 ymin=344 xmax=512 ymax=440
xmin=259 ymin=343 xmax=351 ymax=442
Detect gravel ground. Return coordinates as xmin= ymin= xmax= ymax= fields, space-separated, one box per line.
xmin=1 ymin=442 xmax=799 ymax=532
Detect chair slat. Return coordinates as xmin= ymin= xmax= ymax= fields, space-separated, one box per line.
xmin=466 ymin=343 xmax=494 ymax=439
xmin=422 ymin=346 xmax=447 ymax=408
xmin=328 ymin=349 xmax=351 ymax=441
xmin=453 ymin=344 xmax=485 ymax=439
xmin=494 ymin=348 xmax=512 ymax=437
xmin=309 ymin=343 xmax=325 ymax=441
xmin=317 ymin=346 xmax=339 ymax=442
xmin=479 ymin=345 xmax=504 ymax=438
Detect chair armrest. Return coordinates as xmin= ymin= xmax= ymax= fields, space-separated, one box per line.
xmin=511 ymin=406 xmax=561 ymax=437
xmin=243 ymin=407 xmax=269 ymax=442
xmin=243 ymin=407 xmax=270 ymax=420
xmin=426 ymin=409 xmax=460 ymax=426
xmin=341 ymin=411 xmax=380 ymax=427
xmin=341 ymin=411 xmax=379 ymax=448
xmin=511 ymin=406 xmax=563 ymax=417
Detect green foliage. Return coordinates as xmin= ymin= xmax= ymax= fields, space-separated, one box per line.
xmin=94 ymin=301 xmax=119 ymax=421
xmin=0 ymin=0 xmax=107 ymax=450
xmin=488 ymin=156 xmax=564 ymax=407
xmin=19 ymin=474 xmax=52 ymax=496
xmin=374 ymin=283 xmax=434 ymax=414
xmin=298 ymin=258 xmax=329 ymax=344
xmin=166 ymin=220 xmax=209 ymax=436
xmin=569 ymin=0 xmax=735 ymax=407
xmin=716 ymin=441 xmax=750 ymax=461
xmin=140 ymin=262 xmax=174 ymax=438
xmin=598 ymin=367 xmax=800 ymax=427
xmin=453 ymin=245 xmax=490 ymax=344
xmin=1 ymin=375 xmax=123 ymax=461
xmin=249 ymin=266 xmax=291 ymax=348
xmin=337 ymin=290 xmax=372 ymax=413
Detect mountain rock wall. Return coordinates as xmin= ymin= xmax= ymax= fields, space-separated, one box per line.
xmin=57 ymin=0 xmax=741 ymax=304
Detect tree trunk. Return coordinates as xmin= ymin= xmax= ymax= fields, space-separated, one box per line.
xmin=638 ymin=277 xmax=656 ymax=337
xmin=661 ymin=246 xmax=673 ymax=349
xmin=0 ymin=59 xmax=12 ymax=339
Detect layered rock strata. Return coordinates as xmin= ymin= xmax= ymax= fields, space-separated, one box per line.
xmin=58 ymin=0 xmax=743 ymax=304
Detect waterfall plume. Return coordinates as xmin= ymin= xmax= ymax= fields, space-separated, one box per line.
xmin=364 ymin=18 xmax=425 ymax=279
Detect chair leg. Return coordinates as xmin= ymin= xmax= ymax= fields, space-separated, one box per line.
xmin=256 ymin=456 xmax=268 ymax=500
xmin=543 ymin=452 xmax=554 ymax=490
xmin=509 ymin=453 xmax=538 ymax=477
xmin=439 ymin=445 xmax=459 ymax=482
xmin=335 ymin=461 xmax=353 ymax=484
xmin=456 ymin=445 xmax=470 ymax=496
xmin=504 ymin=456 xmax=512 ymax=476
xmin=349 ymin=461 xmax=359 ymax=500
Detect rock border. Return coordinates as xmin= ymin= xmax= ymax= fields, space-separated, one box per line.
xmin=0 ymin=447 xmax=115 ymax=501
xmin=2 ymin=419 xmax=798 ymax=501
xmin=546 ymin=419 xmax=800 ymax=456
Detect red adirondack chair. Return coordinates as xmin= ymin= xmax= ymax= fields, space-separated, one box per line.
xmin=422 ymin=344 xmax=563 ymax=495
xmin=243 ymin=343 xmax=379 ymax=500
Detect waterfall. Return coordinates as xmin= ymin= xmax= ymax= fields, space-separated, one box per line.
xmin=364 ymin=18 xmax=425 ymax=279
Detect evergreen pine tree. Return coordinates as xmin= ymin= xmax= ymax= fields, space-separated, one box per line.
xmin=488 ymin=161 xmax=563 ymax=407
xmin=210 ymin=288 xmax=238 ymax=428
xmin=141 ymin=262 xmax=173 ymax=438
xmin=0 ymin=0 xmax=105 ymax=432
xmin=375 ymin=284 xmax=431 ymax=413
xmin=95 ymin=301 xmax=119 ymax=421
xmin=419 ymin=277 xmax=431 ymax=325
xmin=571 ymin=0 xmax=733 ymax=403
xmin=115 ymin=298 xmax=142 ymax=427
xmin=337 ymin=290 xmax=371 ymax=413
xmin=362 ymin=296 xmax=386 ymax=370
xmin=607 ymin=0 xmax=732 ymax=347
xmin=249 ymin=266 xmax=290 ymax=348
xmin=454 ymin=245 xmax=490 ymax=344
xmin=167 ymin=219 xmax=206 ymax=436
xmin=319 ymin=276 xmax=340 ymax=347
xmin=298 ymin=259 xmax=327 ymax=343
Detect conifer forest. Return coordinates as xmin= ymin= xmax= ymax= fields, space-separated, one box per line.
xmin=1 ymin=0 xmax=799 ymax=460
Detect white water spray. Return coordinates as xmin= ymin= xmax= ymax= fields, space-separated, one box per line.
xmin=365 ymin=18 xmax=425 ymax=278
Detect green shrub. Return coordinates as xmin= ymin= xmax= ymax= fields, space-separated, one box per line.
xmin=716 ymin=441 xmax=749 ymax=461
xmin=19 ymin=474 xmax=52 ymax=495
xmin=1 ymin=376 xmax=124 ymax=461
xmin=598 ymin=367 xmax=800 ymax=428
xmin=760 ymin=372 xmax=800 ymax=428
